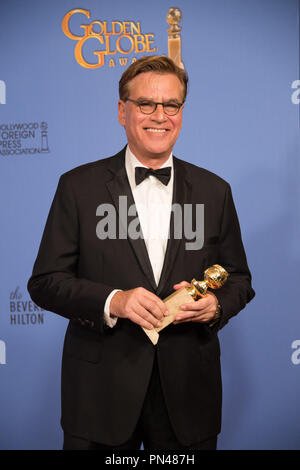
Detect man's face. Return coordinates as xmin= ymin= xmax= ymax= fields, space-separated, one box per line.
xmin=118 ymin=72 xmax=184 ymax=166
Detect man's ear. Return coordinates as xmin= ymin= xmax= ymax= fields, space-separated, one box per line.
xmin=118 ymin=100 xmax=126 ymax=127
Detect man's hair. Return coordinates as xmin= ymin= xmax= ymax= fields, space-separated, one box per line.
xmin=119 ymin=55 xmax=188 ymax=103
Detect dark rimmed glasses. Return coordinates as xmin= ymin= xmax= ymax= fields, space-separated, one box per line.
xmin=125 ymin=98 xmax=184 ymax=116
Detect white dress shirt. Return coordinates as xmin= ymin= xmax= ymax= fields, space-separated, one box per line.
xmin=103 ymin=145 xmax=174 ymax=327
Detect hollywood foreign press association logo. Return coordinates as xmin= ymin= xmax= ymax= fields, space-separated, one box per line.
xmin=0 ymin=121 xmax=50 ymax=156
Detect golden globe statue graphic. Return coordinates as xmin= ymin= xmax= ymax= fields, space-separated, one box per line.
xmin=167 ymin=7 xmax=184 ymax=69
xmin=143 ymin=265 xmax=229 ymax=344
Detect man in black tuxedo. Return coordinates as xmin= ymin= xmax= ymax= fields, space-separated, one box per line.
xmin=28 ymin=56 xmax=255 ymax=450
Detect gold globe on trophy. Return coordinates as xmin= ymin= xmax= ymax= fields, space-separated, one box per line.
xmin=187 ymin=265 xmax=229 ymax=299
xmin=143 ymin=265 xmax=229 ymax=344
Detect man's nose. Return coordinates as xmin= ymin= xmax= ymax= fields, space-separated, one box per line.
xmin=151 ymin=104 xmax=167 ymax=121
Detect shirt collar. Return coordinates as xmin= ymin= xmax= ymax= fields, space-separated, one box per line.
xmin=125 ymin=145 xmax=173 ymax=189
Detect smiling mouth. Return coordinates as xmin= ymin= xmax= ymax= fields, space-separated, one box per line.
xmin=144 ymin=128 xmax=169 ymax=133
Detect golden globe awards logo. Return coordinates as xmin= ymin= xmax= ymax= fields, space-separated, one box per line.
xmin=62 ymin=9 xmax=157 ymax=69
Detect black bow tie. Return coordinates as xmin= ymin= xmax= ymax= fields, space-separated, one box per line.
xmin=135 ymin=166 xmax=171 ymax=186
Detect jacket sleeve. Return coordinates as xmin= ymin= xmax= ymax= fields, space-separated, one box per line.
xmin=212 ymin=183 xmax=255 ymax=331
xmin=27 ymin=173 xmax=114 ymax=334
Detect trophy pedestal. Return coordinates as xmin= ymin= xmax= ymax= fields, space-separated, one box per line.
xmin=168 ymin=37 xmax=184 ymax=69
xmin=157 ymin=288 xmax=192 ymax=331
xmin=143 ymin=288 xmax=192 ymax=345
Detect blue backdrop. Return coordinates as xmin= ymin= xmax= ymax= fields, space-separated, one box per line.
xmin=0 ymin=0 xmax=299 ymax=450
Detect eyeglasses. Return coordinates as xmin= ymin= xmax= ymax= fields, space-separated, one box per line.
xmin=126 ymin=98 xmax=184 ymax=116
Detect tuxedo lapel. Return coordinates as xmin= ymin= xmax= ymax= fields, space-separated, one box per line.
xmin=105 ymin=149 xmax=157 ymax=291
xmin=156 ymin=157 xmax=192 ymax=297
xmin=105 ymin=150 xmax=192 ymax=296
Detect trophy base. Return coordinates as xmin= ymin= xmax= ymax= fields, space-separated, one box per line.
xmin=142 ymin=288 xmax=193 ymax=345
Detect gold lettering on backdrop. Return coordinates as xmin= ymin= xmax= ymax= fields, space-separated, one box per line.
xmin=62 ymin=9 xmax=157 ymax=69
xmin=62 ymin=9 xmax=91 ymax=39
xmin=75 ymin=36 xmax=105 ymax=69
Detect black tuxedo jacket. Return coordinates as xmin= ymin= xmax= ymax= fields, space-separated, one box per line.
xmin=28 ymin=147 xmax=255 ymax=446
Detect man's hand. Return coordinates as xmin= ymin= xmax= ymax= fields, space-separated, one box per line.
xmin=173 ymin=281 xmax=218 ymax=324
xmin=110 ymin=288 xmax=168 ymax=330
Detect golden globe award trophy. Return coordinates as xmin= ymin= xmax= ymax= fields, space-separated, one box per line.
xmin=167 ymin=7 xmax=184 ymax=69
xmin=143 ymin=265 xmax=229 ymax=344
